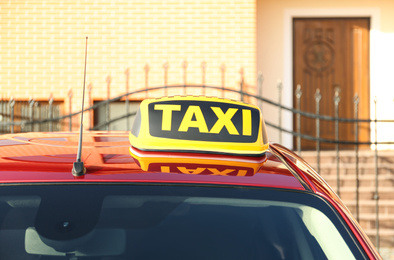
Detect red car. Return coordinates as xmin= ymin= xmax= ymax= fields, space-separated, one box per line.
xmin=0 ymin=96 xmax=381 ymax=259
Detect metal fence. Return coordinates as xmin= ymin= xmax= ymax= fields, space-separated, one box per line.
xmin=0 ymin=82 xmax=393 ymax=250
xmin=0 ymin=97 xmax=62 ymax=133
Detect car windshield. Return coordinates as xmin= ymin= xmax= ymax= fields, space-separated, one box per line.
xmin=0 ymin=184 xmax=366 ymax=260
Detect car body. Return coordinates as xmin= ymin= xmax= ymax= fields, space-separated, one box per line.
xmin=0 ymin=96 xmax=381 ymax=259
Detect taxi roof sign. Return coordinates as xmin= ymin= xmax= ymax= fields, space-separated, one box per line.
xmin=129 ymin=96 xmax=269 ymax=156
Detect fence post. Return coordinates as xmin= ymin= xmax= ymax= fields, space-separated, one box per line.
xmin=5 ymin=98 xmax=8 ymax=134
xmin=9 ymin=97 xmax=15 ymax=134
xmin=68 ymin=89 xmax=73 ymax=131
xmin=5 ymin=99 xmax=8 ymax=134
xmin=239 ymin=67 xmax=245 ymax=102
xmin=257 ymin=72 xmax=264 ymax=110
xmin=373 ymin=97 xmax=380 ymax=250
xmin=35 ymin=101 xmax=41 ymax=132
xmin=277 ymin=80 xmax=283 ymax=144
xmin=88 ymin=83 xmax=93 ymax=129
xmin=29 ymin=98 xmax=35 ymax=132
xmin=354 ymin=93 xmax=360 ymax=222
xmin=315 ymin=88 xmax=322 ymax=173
xmin=334 ymin=86 xmax=341 ymax=196
xmin=295 ymin=84 xmax=302 ymax=155
xmin=0 ymin=97 xmax=3 ymax=133
xmin=0 ymin=98 xmax=3 ymax=133
xmin=144 ymin=63 xmax=150 ymax=98
xmin=163 ymin=61 xmax=169 ymax=96
xmin=125 ymin=68 xmax=130 ymax=129
xmin=48 ymin=93 xmax=54 ymax=132
xmin=182 ymin=60 xmax=187 ymax=95
xmin=201 ymin=61 xmax=206 ymax=95
xmin=220 ymin=64 xmax=226 ymax=97
xmin=106 ymin=75 xmax=111 ymax=131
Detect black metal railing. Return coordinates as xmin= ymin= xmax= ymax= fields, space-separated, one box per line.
xmin=0 ymin=84 xmax=392 ymax=250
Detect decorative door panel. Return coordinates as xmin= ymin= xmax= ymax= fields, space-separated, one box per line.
xmin=293 ymin=18 xmax=370 ymax=150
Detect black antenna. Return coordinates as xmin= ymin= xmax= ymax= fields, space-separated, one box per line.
xmin=72 ymin=36 xmax=88 ymax=177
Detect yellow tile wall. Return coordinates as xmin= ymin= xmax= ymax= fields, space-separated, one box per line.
xmin=1 ymin=0 xmax=256 ymax=123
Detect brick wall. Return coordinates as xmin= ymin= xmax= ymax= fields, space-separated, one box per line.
xmin=1 ymin=0 xmax=257 ymax=123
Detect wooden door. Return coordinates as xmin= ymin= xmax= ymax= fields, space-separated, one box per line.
xmin=293 ymin=18 xmax=370 ymax=150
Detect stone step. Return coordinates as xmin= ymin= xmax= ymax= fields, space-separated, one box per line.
xmin=346 ymin=206 xmax=393 ymax=218
xmin=358 ymin=213 xmax=394 ymax=221
xmin=338 ymin=193 xmax=391 ymax=201
xmin=335 ymin=186 xmax=392 ymax=196
xmin=348 ymin=212 xmax=393 ymax=222
xmin=359 ymin=215 xmax=393 ymax=227
xmin=322 ymin=172 xmax=393 ymax=180
xmin=342 ymin=200 xmax=394 ymax=214
xmin=313 ymin=163 xmax=394 ymax=176
xmin=316 ymin=161 xmax=394 ymax=169
xmin=360 ymin=229 xmax=394 ymax=249
xmin=364 ymin=228 xmax=394 ymax=236
xmin=299 ymin=150 xmax=394 ymax=165
xmin=363 ymin=229 xmax=394 ymax=249
xmin=296 ymin=150 xmax=394 ymax=250
xmin=379 ymin=248 xmax=394 ymax=260
xmin=322 ymin=174 xmax=394 ymax=189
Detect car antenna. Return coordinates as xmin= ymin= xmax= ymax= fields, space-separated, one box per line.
xmin=72 ymin=36 xmax=88 ymax=177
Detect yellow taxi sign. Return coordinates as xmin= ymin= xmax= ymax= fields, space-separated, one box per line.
xmin=129 ymin=96 xmax=268 ymax=155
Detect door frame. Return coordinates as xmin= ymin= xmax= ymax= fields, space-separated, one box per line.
xmin=282 ymin=8 xmax=380 ymax=149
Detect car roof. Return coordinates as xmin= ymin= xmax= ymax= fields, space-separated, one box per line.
xmin=0 ymin=131 xmax=330 ymax=192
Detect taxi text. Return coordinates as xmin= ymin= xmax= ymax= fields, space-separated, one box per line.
xmin=153 ymin=104 xmax=252 ymax=136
